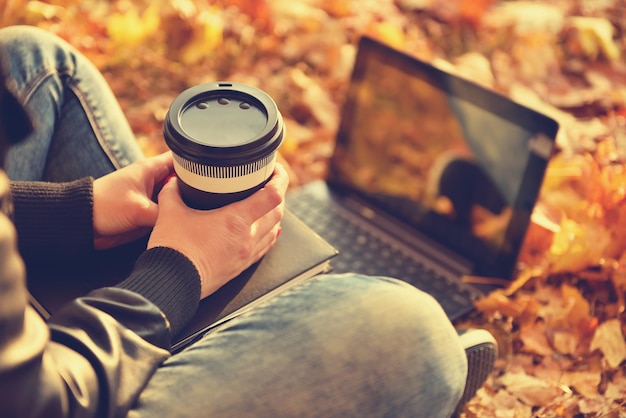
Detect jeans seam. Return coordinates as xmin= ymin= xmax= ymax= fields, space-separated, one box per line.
xmin=8 ymin=66 xmax=68 ymax=115
xmin=68 ymin=81 xmax=122 ymax=170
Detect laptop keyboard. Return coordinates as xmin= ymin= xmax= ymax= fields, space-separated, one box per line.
xmin=286 ymin=187 xmax=479 ymax=320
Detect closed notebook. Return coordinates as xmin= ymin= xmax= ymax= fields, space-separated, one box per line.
xmin=28 ymin=209 xmax=338 ymax=352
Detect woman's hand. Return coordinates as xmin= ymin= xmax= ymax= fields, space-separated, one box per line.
xmin=148 ymin=163 xmax=289 ymax=299
xmin=93 ymin=152 xmax=173 ymax=250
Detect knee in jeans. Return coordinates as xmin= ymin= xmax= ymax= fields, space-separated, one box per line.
xmin=348 ymin=275 xmax=467 ymax=408
xmin=0 ymin=25 xmax=59 ymax=49
xmin=351 ymin=274 xmax=449 ymax=323
xmin=0 ymin=26 xmax=75 ymax=85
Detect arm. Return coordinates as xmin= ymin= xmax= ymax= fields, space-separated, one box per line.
xmin=0 ymin=221 xmax=182 ymax=417
xmin=0 ymin=157 xmax=288 ymax=417
xmin=0 ymin=168 xmax=171 ymax=417
xmin=1 ymin=156 xmax=179 ymax=417
xmin=10 ymin=152 xmax=174 ymax=261
xmin=10 ymin=177 xmax=94 ymax=261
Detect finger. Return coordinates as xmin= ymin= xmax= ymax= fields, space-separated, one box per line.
xmin=147 ymin=151 xmax=174 ymax=169
xmin=269 ymin=162 xmax=289 ymax=195
xmin=142 ymin=152 xmax=174 ymax=194
xmin=247 ymin=205 xmax=283 ymax=262
xmin=251 ymin=201 xmax=284 ymax=238
xmin=134 ymin=198 xmax=160 ymax=227
xmin=157 ymin=175 xmax=184 ymax=207
xmin=228 ymin=163 xmax=289 ymax=222
xmin=248 ymin=223 xmax=283 ymax=264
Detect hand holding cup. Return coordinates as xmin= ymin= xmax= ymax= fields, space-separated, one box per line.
xmin=149 ymin=163 xmax=288 ymax=299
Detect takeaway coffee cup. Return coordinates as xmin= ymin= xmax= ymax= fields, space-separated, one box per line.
xmin=164 ymin=82 xmax=284 ymax=210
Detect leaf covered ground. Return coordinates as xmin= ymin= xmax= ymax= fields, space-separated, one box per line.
xmin=1 ymin=0 xmax=625 ymax=416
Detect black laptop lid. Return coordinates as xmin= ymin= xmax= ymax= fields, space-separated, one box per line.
xmin=328 ymin=36 xmax=559 ymax=279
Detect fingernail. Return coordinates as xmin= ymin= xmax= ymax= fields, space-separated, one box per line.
xmin=165 ymin=173 xmax=177 ymax=184
xmin=276 ymin=226 xmax=282 ymax=238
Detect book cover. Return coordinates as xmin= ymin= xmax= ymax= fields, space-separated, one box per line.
xmin=172 ymin=210 xmax=338 ymax=351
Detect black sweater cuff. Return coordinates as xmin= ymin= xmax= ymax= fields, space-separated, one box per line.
xmin=116 ymin=247 xmax=201 ymax=337
xmin=10 ymin=178 xmax=93 ymax=261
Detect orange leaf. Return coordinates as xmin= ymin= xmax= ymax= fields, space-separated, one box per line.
xmin=519 ymin=320 xmax=553 ymax=356
xmin=499 ymin=372 xmax=563 ymax=406
xmin=547 ymin=218 xmax=611 ymax=273
xmin=561 ymin=368 xmax=602 ymax=399
xmin=474 ymin=291 xmax=526 ymax=319
xmin=459 ymin=0 xmax=497 ymax=27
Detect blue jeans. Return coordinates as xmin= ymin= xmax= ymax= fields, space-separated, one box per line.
xmin=0 ymin=25 xmax=142 ymax=180
xmin=1 ymin=25 xmax=467 ymax=417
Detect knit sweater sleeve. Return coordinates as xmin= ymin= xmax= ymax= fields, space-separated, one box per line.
xmin=1 ymin=178 xmax=202 ymax=417
xmin=10 ymin=178 xmax=94 ymax=261
xmin=9 ymin=178 xmax=201 ymax=335
xmin=115 ymin=246 xmax=201 ymax=337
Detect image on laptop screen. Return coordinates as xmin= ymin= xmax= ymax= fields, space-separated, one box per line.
xmin=329 ymin=37 xmax=558 ymax=278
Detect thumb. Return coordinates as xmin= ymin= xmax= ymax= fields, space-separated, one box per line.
xmin=134 ymin=197 xmax=159 ymax=228
xmin=157 ymin=175 xmax=184 ymax=207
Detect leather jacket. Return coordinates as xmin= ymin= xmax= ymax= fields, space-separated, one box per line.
xmin=0 ymin=174 xmax=201 ymax=418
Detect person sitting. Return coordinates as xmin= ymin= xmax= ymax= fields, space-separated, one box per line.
xmin=0 ymin=25 xmax=495 ymax=418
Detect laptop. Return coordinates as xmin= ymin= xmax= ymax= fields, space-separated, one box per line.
xmin=286 ymin=36 xmax=559 ymax=321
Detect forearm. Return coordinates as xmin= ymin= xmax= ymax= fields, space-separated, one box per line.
xmin=115 ymin=247 xmax=201 ymax=337
xmin=1 ymin=170 xmax=203 ymax=416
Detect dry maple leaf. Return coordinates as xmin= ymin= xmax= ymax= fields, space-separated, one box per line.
xmin=519 ymin=320 xmax=553 ymax=356
xmin=499 ymin=372 xmax=564 ymax=407
xmin=567 ymin=16 xmax=621 ymax=62
xmin=589 ymin=318 xmax=626 ymax=369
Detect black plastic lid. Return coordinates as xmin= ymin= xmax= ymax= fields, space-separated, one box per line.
xmin=164 ymin=82 xmax=284 ymax=166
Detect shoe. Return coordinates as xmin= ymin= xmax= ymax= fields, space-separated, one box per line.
xmin=452 ymin=328 xmax=497 ymax=417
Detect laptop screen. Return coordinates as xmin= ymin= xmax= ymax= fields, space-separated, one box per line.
xmin=328 ymin=36 xmax=559 ymax=279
